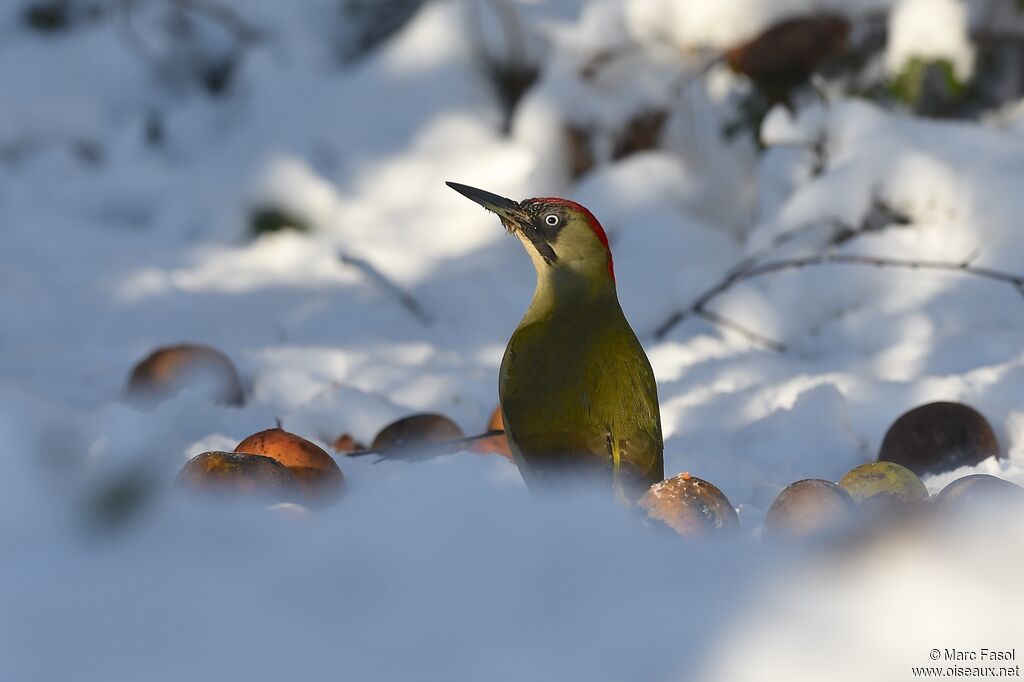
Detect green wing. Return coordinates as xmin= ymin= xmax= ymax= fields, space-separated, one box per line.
xmin=499 ymin=307 xmax=663 ymax=497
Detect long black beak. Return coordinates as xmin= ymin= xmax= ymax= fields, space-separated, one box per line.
xmin=446 ymin=182 xmax=528 ymax=224
xmin=446 ymin=181 xmax=558 ymax=265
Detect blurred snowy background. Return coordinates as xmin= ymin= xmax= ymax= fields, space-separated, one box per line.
xmin=2 ymin=0 xmax=1024 ymax=679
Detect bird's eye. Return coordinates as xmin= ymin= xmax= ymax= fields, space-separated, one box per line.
xmin=544 ymin=214 xmax=560 ymax=226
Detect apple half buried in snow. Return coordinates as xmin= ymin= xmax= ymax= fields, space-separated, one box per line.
xmin=638 ymin=473 xmax=739 ymax=538
xmin=878 ymin=401 xmax=1001 ymax=476
xmin=371 ymin=413 xmax=465 ymax=450
xmin=934 ymin=474 xmax=1022 ymax=509
xmin=764 ymin=479 xmax=857 ymax=539
xmin=838 ymin=461 xmax=928 ymax=512
xmin=176 ymin=451 xmax=298 ymax=503
xmin=471 ymin=406 xmax=514 ymax=460
xmin=126 ymin=344 xmax=244 ymax=407
xmin=331 ymin=433 xmax=366 ymax=455
xmin=235 ymin=428 xmax=345 ymax=508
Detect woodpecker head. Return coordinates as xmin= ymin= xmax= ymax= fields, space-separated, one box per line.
xmin=447 ymin=182 xmax=615 ymax=284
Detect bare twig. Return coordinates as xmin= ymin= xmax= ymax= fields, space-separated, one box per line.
xmin=652 ymin=220 xmax=835 ymax=349
xmin=338 ymin=251 xmax=433 ymax=326
xmin=726 ymin=220 xmax=837 ymax=279
xmin=653 ymin=251 xmax=1024 ymax=341
xmin=345 ymin=430 xmax=506 ymax=462
xmin=578 ymin=44 xmax=643 ymax=80
xmin=489 ymin=0 xmax=526 ymax=68
xmin=693 ymin=309 xmax=788 ymax=352
xmin=173 ymin=0 xmax=266 ymax=45
xmin=763 ymin=140 xmax=819 ymax=152
xmin=114 ymin=0 xmax=160 ymax=67
xmin=0 ymin=133 xmax=103 ymax=166
xmin=467 ymin=0 xmax=540 ymax=133
xmin=114 ymin=0 xmax=266 ymax=68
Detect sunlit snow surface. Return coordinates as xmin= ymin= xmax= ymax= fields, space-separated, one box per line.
xmin=1 ymin=1 xmax=1023 ymax=680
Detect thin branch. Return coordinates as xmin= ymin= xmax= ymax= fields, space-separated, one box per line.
xmin=694 ymin=309 xmax=788 ymax=352
xmin=172 ymin=0 xmax=266 ymax=45
xmin=467 ymin=0 xmax=529 ymax=69
xmin=654 ymin=251 xmax=1024 ymax=341
xmin=115 ymin=0 xmax=266 ymax=68
xmin=490 ymin=0 xmax=526 ymax=68
xmin=0 ymin=133 xmax=103 ymax=166
xmin=338 ymin=251 xmax=433 ymax=326
xmin=763 ymin=140 xmax=820 ymax=152
xmin=655 ymin=207 xmax=906 ymax=345
xmin=653 ymin=220 xmax=834 ymax=349
xmin=344 ymin=430 xmax=506 ymax=462
xmin=578 ymin=44 xmax=643 ymax=80
xmin=736 ymin=252 xmax=1023 ymax=289
xmin=726 ymin=219 xmax=836 ymax=279
xmin=114 ymin=0 xmax=160 ymax=68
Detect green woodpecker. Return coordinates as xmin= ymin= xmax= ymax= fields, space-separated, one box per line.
xmin=447 ymin=182 xmax=664 ymax=500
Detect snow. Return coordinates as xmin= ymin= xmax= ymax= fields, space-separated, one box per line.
xmin=886 ymin=0 xmax=976 ymax=79
xmin=701 ymin=510 xmax=1024 ymax=682
xmin=624 ymin=0 xmax=818 ymax=49
xmin=2 ymin=1 xmax=1023 ymax=680
xmin=622 ymin=0 xmax=896 ymax=50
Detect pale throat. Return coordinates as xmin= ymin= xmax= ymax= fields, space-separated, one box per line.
xmin=520 ymin=244 xmax=617 ymax=325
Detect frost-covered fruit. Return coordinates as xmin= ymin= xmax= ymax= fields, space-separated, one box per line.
xmin=471 ymin=406 xmax=513 ymax=459
xmin=235 ymin=428 xmax=345 ymax=507
xmin=638 ymin=473 xmax=739 ymax=537
xmin=838 ymin=462 xmax=929 ymax=507
xmin=934 ymin=474 xmax=1023 ymax=508
xmin=176 ymin=451 xmax=298 ymax=502
xmin=878 ymin=402 xmax=1001 ymax=476
xmin=125 ymin=344 xmax=243 ymax=406
xmin=371 ymin=413 xmax=464 ymax=450
xmin=764 ymin=479 xmax=857 ymax=538
xmin=331 ymin=433 xmax=366 ymax=455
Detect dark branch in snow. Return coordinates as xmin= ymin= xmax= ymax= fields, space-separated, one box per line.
xmin=113 ymin=0 xmax=159 ymax=67
xmin=653 ymin=250 xmax=1024 ymax=345
xmin=467 ymin=0 xmax=540 ymax=134
xmin=0 ymin=134 xmax=103 ymax=166
xmin=693 ymin=309 xmax=789 ymax=353
xmin=338 ymin=252 xmax=433 ymax=326
xmin=578 ymin=44 xmax=643 ymax=80
xmin=171 ymin=0 xmax=266 ymax=45
xmin=113 ymin=0 xmax=267 ymax=96
xmin=651 ymin=219 xmax=838 ymax=349
xmin=116 ymin=0 xmax=265 ymax=51
xmin=345 ymin=430 xmax=506 ymax=462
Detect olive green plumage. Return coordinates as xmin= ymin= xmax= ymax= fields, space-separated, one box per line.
xmin=500 ymin=280 xmax=663 ymax=497
xmin=447 ymin=182 xmax=664 ymax=500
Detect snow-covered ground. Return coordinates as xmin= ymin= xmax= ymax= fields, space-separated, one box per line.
xmin=2 ymin=1 xmax=1022 ymax=680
